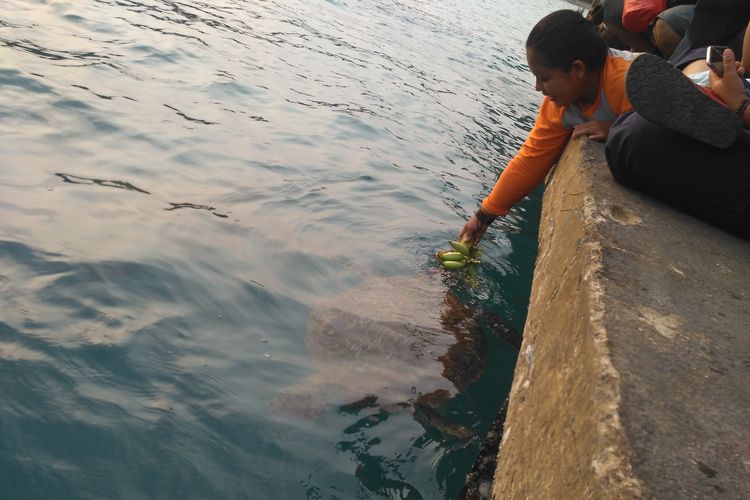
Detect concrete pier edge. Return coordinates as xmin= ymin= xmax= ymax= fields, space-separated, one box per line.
xmin=491 ymin=139 xmax=750 ymax=499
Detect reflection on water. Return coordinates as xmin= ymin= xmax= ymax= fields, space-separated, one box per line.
xmin=55 ymin=173 xmax=232 ymax=218
xmin=165 ymin=202 xmax=229 ymax=218
xmin=163 ymin=103 xmax=219 ymax=125
xmin=0 ymin=0 xmax=563 ymax=497
xmin=56 ymin=173 xmax=151 ymax=194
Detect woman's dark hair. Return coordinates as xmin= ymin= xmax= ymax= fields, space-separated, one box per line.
xmin=587 ymin=4 xmax=604 ymax=26
xmin=526 ymin=9 xmax=608 ymax=72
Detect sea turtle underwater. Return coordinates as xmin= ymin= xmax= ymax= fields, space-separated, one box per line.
xmin=270 ymin=273 xmax=519 ymax=437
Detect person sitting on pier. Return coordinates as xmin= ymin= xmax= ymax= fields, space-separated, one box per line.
xmin=604 ymin=3 xmax=750 ymax=241
xmin=606 ymin=47 xmax=750 ymax=241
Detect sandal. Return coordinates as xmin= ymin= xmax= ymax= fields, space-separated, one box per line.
xmin=626 ymin=53 xmax=743 ymax=148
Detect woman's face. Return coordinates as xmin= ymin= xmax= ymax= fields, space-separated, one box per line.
xmin=526 ymin=48 xmax=586 ymax=107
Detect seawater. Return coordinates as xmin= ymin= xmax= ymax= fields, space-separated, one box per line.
xmin=1 ymin=0 xmax=567 ymax=498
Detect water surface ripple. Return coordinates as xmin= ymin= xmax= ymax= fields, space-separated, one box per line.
xmin=1 ymin=0 xmax=565 ymax=497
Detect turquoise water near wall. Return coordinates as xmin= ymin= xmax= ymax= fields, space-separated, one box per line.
xmin=0 ymin=0 xmax=566 ymax=497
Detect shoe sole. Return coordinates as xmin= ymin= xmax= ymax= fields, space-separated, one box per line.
xmin=626 ymin=54 xmax=742 ymax=148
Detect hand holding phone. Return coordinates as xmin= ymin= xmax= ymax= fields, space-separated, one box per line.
xmin=707 ymin=45 xmax=728 ymax=77
xmin=706 ymin=46 xmax=748 ymax=113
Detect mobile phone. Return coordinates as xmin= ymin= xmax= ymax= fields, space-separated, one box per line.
xmin=706 ymin=45 xmax=728 ymax=77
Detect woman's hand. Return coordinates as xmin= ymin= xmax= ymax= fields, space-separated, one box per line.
xmin=458 ymin=209 xmax=496 ymax=245
xmin=571 ymin=120 xmax=612 ymax=141
xmin=709 ymin=48 xmax=747 ymax=111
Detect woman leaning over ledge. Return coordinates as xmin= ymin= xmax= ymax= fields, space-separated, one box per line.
xmin=459 ymin=10 xmax=637 ymax=243
xmin=461 ymin=9 xmax=750 ymax=244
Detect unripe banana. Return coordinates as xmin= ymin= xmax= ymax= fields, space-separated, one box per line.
xmin=438 ymin=251 xmax=466 ymax=262
xmin=449 ymin=240 xmax=471 ymax=256
xmin=441 ymin=260 xmax=466 ymax=270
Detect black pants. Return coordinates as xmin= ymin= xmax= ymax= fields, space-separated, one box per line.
xmin=605 ymin=111 xmax=750 ymax=240
xmin=670 ymin=0 xmax=750 ymax=65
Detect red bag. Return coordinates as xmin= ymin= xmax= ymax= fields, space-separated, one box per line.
xmin=622 ymin=0 xmax=668 ymax=32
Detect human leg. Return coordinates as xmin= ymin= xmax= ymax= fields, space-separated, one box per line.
xmin=651 ymin=5 xmax=694 ymax=58
xmin=606 ymin=111 xmax=750 ymax=240
xmin=670 ymin=0 xmax=750 ymax=65
xmin=602 ymin=0 xmax=654 ymax=52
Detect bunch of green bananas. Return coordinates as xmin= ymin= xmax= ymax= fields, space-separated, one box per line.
xmin=436 ymin=240 xmax=481 ymax=270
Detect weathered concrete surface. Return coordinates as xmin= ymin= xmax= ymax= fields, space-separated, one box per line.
xmin=492 ymin=138 xmax=750 ymax=499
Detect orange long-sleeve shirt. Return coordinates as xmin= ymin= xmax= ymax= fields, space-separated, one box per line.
xmin=482 ymin=50 xmax=636 ymax=216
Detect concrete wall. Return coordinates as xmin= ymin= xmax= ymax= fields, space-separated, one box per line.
xmin=492 ymin=139 xmax=750 ymax=499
